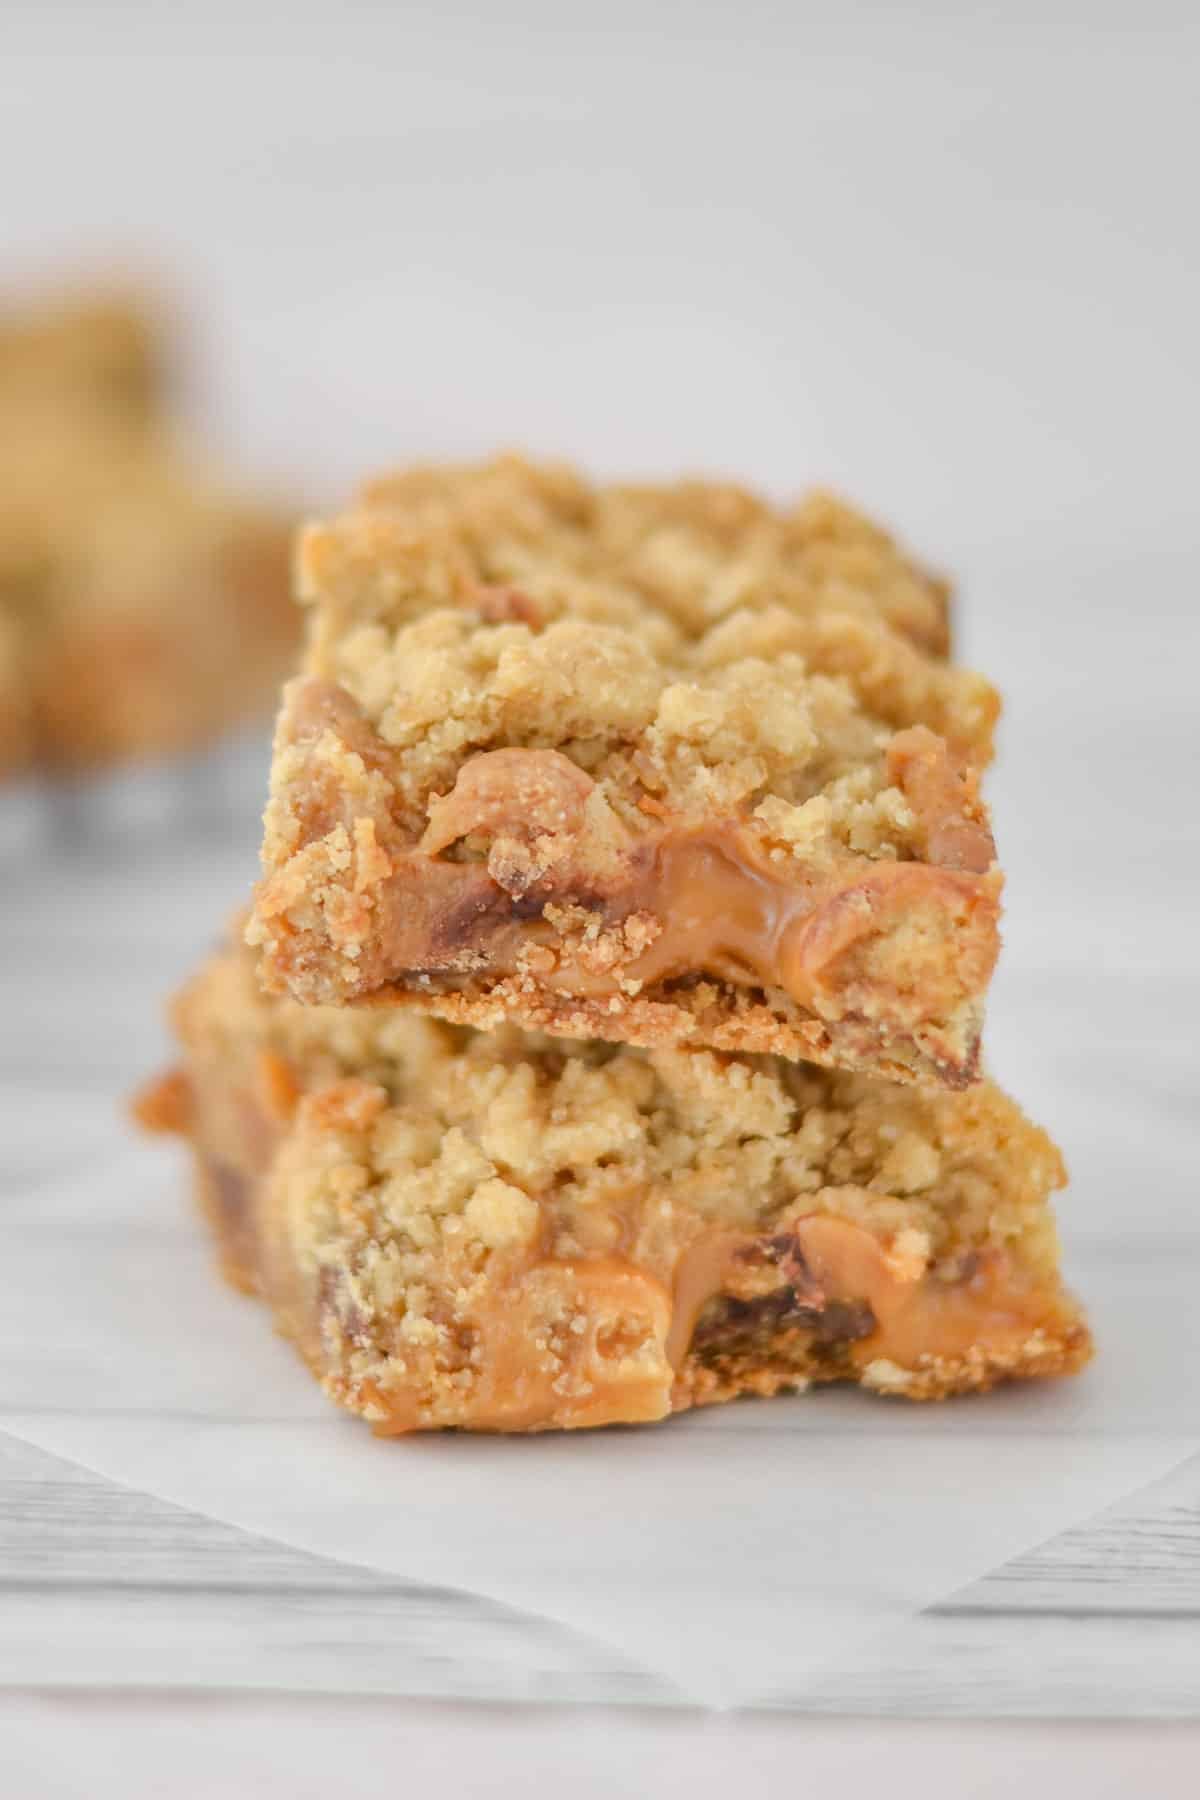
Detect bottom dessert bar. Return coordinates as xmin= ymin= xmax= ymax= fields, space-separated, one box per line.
xmin=138 ymin=934 xmax=1091 ymax=1434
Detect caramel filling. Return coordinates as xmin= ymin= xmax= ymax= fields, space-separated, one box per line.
xmin=263 ymin=690 xmax=999 ymax=1065
xmin=668 ymin=1217 xmax=1064 ymax=1379
xmin=374 ymin=822 xmax=997 ymax=1032
xmin=344 ymin=727 xmax=999 ymax=1043
xmin=594 ymin=830 xmax=991 ymax=1012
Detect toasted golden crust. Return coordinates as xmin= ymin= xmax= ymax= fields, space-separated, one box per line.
xmin=251 ymin=457 xmax=1002 ymax=1083
xmin=139 ymin=933 xmax=1090 ymax=1434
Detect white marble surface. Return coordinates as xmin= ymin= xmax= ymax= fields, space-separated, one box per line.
xmin=2 ymin=0 xmax=1198 ymax=1788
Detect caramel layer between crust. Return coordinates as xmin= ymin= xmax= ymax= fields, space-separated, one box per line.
xmin=253 ymin=682 xmax=1001 ymax=1085
xmin=377 ymin=826 xmax=997 ymax=1085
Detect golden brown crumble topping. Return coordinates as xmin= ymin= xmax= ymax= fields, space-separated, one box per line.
xmin=354 ymin=461 xmax=956 ymax=657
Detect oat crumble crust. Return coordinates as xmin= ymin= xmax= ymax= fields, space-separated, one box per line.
xmin=0 ymin=288 xmax=298 ymax=773
xmin=138 ymin=933 xmax=1091 ymax=1434
xmin=250 ymin=456 xmax=1003 ymax=1084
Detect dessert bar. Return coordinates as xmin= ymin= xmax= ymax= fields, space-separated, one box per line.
xmin=138 ymin=932 xmax=1090 ymax=1434
xmin=252 ymin=457 xmax=1001 ymax=1085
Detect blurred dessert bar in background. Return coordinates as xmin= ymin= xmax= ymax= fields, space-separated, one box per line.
xmin=0 ymin=285 xmax=299 ymax=779
xmin=0 ymin=290 xmax=166 ymax=431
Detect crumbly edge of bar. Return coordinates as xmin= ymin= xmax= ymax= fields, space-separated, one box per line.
xmin=676 ymin=1318 xmax=1091 ymax=1409
xmin=351 ymin=968 xmax=989 ymax=1088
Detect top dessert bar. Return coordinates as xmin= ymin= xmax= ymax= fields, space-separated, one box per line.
xmin=251 ymin=457 xmax=1002 ymax=1086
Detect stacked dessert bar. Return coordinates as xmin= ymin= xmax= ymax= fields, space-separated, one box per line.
xmin=142 ymin=456 xmax=1091 ymax=1431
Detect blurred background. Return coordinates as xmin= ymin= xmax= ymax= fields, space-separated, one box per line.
xmin=8 ymin=1 xmax=1195 ymax=526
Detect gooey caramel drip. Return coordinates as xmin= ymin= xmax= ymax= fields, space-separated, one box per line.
xmin=378 ymin=821 xmax=996 ymax=1024
xmin=601 ymin=830 xmax=987 ymax=1010
xmin=667 ymin=1216 xmax=1062 ymax=1381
